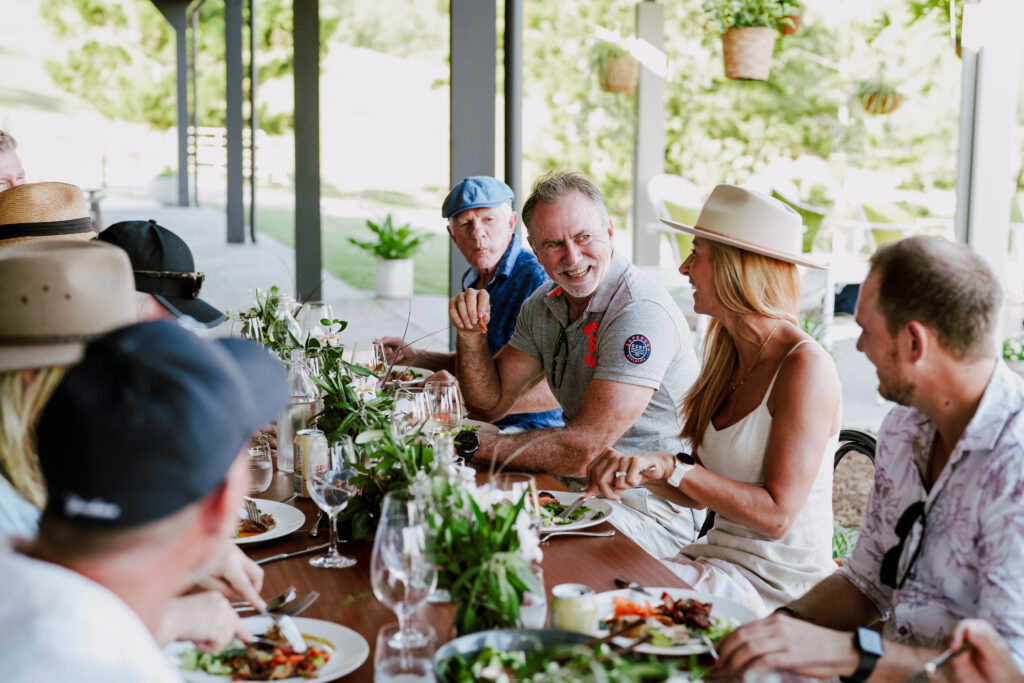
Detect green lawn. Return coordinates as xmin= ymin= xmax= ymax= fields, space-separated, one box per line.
xmin=254 ymin=207 xmax=449 ymax=295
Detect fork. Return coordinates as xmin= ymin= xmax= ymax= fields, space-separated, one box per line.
xmin=540 ymin=529 xmax=616 ymax=541
xmin=244 ymin=499 xmax=266 ymax=531
xmin=272 ymin=590 xmax=320 ymax=617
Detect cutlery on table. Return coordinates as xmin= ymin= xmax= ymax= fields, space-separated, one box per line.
xmin=273 ymin=590 xmax=319 ymax=618
xmin=559 ymin=494 xmax=593 ymax=520
xmin=613 ymin=576 xmax=658 ymax=598
xmin=256 ymin=543 xmax=330 ymax=566
xmin=540 ymin=529 xmax=616 ymax=541
xmin=264 ymin=591 xmax=320 ymax=654
xmin=244 ymin=499 xmax=267 ymax=531
xmin=280 ymin=492 xmax=299 ymax=504
xmin=232 ymin=585 xmax=296 ymax=613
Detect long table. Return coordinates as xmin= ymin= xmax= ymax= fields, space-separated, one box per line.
xmin=249 ymin=470 xmax=692 ymax=682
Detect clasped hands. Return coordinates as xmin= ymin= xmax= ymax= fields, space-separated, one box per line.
xmin=583 ymin=449 xmax=675 ymax=500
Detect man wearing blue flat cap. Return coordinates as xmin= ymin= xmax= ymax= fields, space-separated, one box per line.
xmin=379 ymin=176 xmax=563 ymax=431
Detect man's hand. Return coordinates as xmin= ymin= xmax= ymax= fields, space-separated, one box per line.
xmin=950 ymin=619 xmax=1024 ymax=683
xmin=450 ymin=288 xmax=490 ymax=333
xmin=158 ymin=591 xmax=250 ymax=651
xmin=376 ymin=336 xmax=421 ymax=366
xmin=715 ymin=613 xmax=859 ymax=679
xmin=192 ymin=541 xmax=265 ymax=610
xmin=584 ymin=449 xmax=673 ymax=500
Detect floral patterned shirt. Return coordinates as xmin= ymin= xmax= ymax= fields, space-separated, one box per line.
xmin=838 ymin=361 xmax=1024 ymax=666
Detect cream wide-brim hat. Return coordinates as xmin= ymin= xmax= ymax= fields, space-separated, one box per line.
xmin=0 ymin=182 xmax=97 ymax=248
xmin=0 ymin=240 xmax=137 ymax=372
xmin=659 ymin=184 xmax=826 ymax=270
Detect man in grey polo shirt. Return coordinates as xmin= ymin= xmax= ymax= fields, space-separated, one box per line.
xmin=450 ymin=171 xmax=702 ymax=557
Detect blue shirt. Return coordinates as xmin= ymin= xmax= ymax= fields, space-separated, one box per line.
xmin=461 ymin=232 xmax=563 ymax=430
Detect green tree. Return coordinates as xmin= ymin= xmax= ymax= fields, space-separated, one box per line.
xmin=40 ymin=0 xmax=339 ymax=133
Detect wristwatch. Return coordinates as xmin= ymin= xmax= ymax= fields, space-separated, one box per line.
xmin=453 ymin=430 xmax=481 ymax=464
xmin=839 ymin=627 xmax=884 ymax=683
xmin=666 ymin=452 xmax=696 ymax=487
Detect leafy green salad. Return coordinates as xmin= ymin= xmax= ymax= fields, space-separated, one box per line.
xmin=536 ymin=492 xmax=604 ymax=526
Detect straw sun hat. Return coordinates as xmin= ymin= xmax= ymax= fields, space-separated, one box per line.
xmin=0 ymin=182 xmax=97 ymax=248
xmin=660 ymin=184 xmax=826 ymax=270
xmin=0 ymin=240 xmax=137 ymax=372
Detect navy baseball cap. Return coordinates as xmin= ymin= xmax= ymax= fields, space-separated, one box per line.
xmin=98 ymin=220 xmax=226 ymax=328
xmin=38 ymin=320 xmax=287 ymax=528
xmin=441 ymin=176 xmax=515 ymax=219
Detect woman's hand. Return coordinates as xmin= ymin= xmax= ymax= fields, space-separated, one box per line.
xmin=584 ymin=448 xmax=673 ymax=500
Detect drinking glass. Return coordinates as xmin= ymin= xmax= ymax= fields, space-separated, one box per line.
xmin=240 ymin=315 xmax=264 ymax=344
xmin=371 ymin=340 xmax=389 ymax=375
xmin=247 ymin=445 xmax=273 ymax=494
xmin=519 ymin=563 xmax=547 ymax=629
xmin=371 ymin=491 xmax=438 ymax=648
xmin=424 ymin=379 xmax=464 ymax=435
xmin=305 ymin=434 xmax=359 ymax=568
xmin=298 ymin=301 xmax=334 ymax=342
xmin=390 ymin=388 xmax=433 ymax=439
xmin=490 ymin=472 xmax=542 ymax=530
xmin=374 ymin=622 xmax=436 ymax=682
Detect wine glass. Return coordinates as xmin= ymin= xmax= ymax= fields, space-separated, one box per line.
xmin=390 ymin=388 xmax=433 ymax=438
xmin=371 ymin=491 xmax=438 ymax=648
xmin=298 ymin=302 xmax=334 ymax=342
xmin=246 ymin=444 xmax=273 ymax=494
xmin=371 ymin=340 xmax=389 ymax=375
xmin=424 ymin=379 xmax=465 ymax=435
xmin=305 ymin=434 xmax=359 ymax=568
xmin=490 ymin=473 xmax=542 ymax=531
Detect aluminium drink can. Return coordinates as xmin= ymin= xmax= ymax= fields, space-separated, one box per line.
xmin=549 ymin=583 xmax=598 ymax=635
xmin=293 ymin=428 xmax=327 ymax=498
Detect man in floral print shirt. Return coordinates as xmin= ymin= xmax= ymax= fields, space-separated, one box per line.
xmin=716 ymin=235 xmax=1024 ymax=682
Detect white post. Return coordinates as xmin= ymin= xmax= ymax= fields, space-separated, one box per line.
xmin=631 ymin=1 xmax=665 ymax=267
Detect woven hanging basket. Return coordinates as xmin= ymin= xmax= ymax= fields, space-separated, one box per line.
xmin=780 ymin=14 xmax=802 ymax=35
xmin=860 ymin=93 xmax=904 ymax=115
xmin=599 ymin=56 xmax=638 ymax=94
xmin=722 ymin=26 xmax=777 ymax=80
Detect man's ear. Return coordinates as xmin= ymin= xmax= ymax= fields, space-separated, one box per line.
xmin=446 ymin=224 xmax=455 ymax=241
xmin=903 ymin=320 xmax=930 ymax=364
xmin=509 ymin=210 xmax=519 ymax=233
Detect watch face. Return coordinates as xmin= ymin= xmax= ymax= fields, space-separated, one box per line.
xmin=676 ymin=452 xmax=695 ymax=466
xmin=857 ymin=627 xmax=884 ymax=657
xmin=454 ymin=430 xmax=480 ymax=454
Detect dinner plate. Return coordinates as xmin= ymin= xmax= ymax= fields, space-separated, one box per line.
xmin=461 ymin=418 xmax=500 ymax=434
xmin=166 ymin=616 xmax=370 ymax=682
xmin=596 ymin=587 xmax=756 ymax=656
xmin=385 ymin=365 xmax=432 ymax=385
xmin=538 ymin=491 xmax=614 ymax=532
xmin=232 ymin=499 xmax=305 ymax=545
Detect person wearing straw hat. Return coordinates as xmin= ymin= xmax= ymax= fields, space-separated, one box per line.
xmin=0 ymin=181 xmax=97 ymax=247
xmin=586 ymin=184 xmax=842 ymax=616
xmin=0 ymin=240 xmax=274 ymax=657
xmin=0 ymin=129 xmax=26 ymax=192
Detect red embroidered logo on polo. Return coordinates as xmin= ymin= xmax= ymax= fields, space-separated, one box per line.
xmin=583 ymin=322 xmax=600 ymax=367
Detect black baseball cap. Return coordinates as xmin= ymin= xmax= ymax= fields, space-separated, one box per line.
xmin=37 ymin=319 xmax=287 ymax=528
xmin=98 ymin=220 xmax=226 ymax=327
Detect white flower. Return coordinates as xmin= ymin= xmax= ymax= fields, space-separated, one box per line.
xmin=515 ymin=509 xmax=543 ymax=563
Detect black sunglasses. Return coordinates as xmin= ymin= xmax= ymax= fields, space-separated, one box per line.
xmin=879 ymin=500 xmax=926 ymax=589
xmin=551 ymin=328 xmax=569 ymax=389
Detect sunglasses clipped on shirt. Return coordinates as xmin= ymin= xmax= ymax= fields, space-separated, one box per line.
xmin=879 ymin=500 xmax=926 ymax=590
xmin=551 ymin=327 xmax=569 ymax=388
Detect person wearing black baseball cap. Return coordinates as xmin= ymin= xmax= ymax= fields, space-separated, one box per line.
xmin=0 ymin=320 xmax=286 ymax=680
xmin=98 ymin=219 xmax=226 ymax=328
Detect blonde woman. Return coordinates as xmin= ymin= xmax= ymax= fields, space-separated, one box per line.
xmin=586 ymin=185 xmax=841 ymax=615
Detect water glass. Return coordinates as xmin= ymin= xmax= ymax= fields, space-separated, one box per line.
xmin=390 ymin=388 xmax=433 ymax=438
xmin=424 ymin=379 xmax=464 ymax=435
xmin=247 ymin=445 xmax=273 ymax=494
xmin=298 ymin=301 xmax=335 ymax=342
xmin=519 ymin=563 xmax=547 ymax=629
xmin=490 ymin=473 xmax=542 ymax=529
xmin=374 ymin=622 xmax=436 ymax=682
xmin=306 ymin=434 xmax=359 ymax=568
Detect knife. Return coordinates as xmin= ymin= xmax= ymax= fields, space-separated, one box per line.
xmin=256 ymin=543 xmax=330 ymax=566
xmin=271 ymin=614 xmax=307 ymax=653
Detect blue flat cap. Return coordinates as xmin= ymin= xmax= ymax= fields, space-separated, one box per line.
xmin=442 ymin=176 xmax=514 ymax=219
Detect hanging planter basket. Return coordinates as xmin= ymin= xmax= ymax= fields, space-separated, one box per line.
xmin=859 ymin=92 xmax=904 ymax=115
xmin=780 ymin=14 xmax=802 ymax=35
xmin=598 ymin=55 xmax=639 ymax=94
xmin=722 ymin=27 xmax=777 ymax=80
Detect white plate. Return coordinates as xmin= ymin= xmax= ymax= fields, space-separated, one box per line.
xmin=538 ymin=491 xmax=614 ymax=532
xmin=166 ymin=616 xmax=369 ymax=682
xmin=386 ymin=365 xmax=432 ymax=385
xmin=232 ymin=499 xmax=305 ymax=545
xmin=596 ymin=587 xmax=756 ymax=655
xmin=461 ymin=418 xmax=500 ymax=434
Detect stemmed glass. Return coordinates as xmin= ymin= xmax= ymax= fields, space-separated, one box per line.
xmin=298 ymin=302 xmax=334 ymax=343
xmin=424 ymin=379 xmax=465 ymax=435
xmin=491 ymin=473 xmax=543 ymax=530
xmin=371 ymin=491 xmax=438 ymax=648
xmin=305 ymin=434 xmax=359 ymax=569
xmin=371 ymin=340 xmax=389 ymax=374
xmin=390 ymin=388 xmax=434 ymax=439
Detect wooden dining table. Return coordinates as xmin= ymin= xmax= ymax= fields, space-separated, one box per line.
xmin=247 ymin=469 xmax=693 ymax=682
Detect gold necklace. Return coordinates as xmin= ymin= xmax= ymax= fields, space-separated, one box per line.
xmin=728 ymin=320 xmax=782 ymax=394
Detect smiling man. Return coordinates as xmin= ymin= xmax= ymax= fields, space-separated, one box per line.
xmin=716 ymin=236 xmax=1024 ymax=682
xmin=0 ymin=130 xmax=26 ymax=192
xmin=378 ymin=175 xmax=562 ymax=431
xmin=447 ymin=171 xmax=702 ymax=557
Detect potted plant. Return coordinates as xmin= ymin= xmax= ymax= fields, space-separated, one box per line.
xmin=703 ymin=0 xmax=786 ymax=80
xmin=778 ymin=0 xmax=804 ymax=35
xmin=590 ymin=42 xmax=638 ymax=94
xmin=147 ymin=167 xmax=179 ymax=206
xmin=855 ymin=77 xmax=904 ymax=115
xmin=348 ymin=215 xmax=428 ymax=298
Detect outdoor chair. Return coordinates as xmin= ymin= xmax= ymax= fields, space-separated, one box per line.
xmin=696 ymin=428 xmax=876 ymax=539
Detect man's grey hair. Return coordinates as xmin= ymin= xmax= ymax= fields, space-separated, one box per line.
xmin=870 ymin=235 xmax=1001 ymax=359
xmin=0 ymin=129 xmax=17 ymax=154
xmin=521 ymin=171 xmax=609 ymax=236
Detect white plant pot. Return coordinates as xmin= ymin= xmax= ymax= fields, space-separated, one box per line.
xmin=147 ymin=176 xmax=179 ymax=206
xmin=376 ymin=258 xmax=414 ymax=298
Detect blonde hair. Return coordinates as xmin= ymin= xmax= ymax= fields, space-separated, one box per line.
xmin=0 ymin=367 xmax=67 ymax=509
xmin=681 ymin=241 xmax=800 ymax=449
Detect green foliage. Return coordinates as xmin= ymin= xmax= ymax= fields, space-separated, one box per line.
xmin=1003 ymin=336 xmax=1024 ymax=363
xmin=348 ymin=215 xmax=428 ymax=260
xmin=703 ymin=0 xmax=787 ymax=32
xmin=832 ymin=521 xmax=860 ymax=560
xmin=39 ymin=0 xmax=339 ymax=131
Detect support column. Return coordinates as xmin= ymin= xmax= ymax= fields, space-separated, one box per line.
xmin=151 ymin=1 xmax=190 ymax=207
xmin=225 ymin=0 xmax=245 ymax=243
xmin=631 ymin=0 xmax=665 ymax=266
xmin=504 ymin=0 xmax=523 ymax=217
xmin=293 ymin=0 xmax=322 ymax=302
xmin=449 ymin=0 xmax=497 ymax=347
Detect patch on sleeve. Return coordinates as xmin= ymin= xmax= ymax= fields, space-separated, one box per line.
xmin=623 ymin=334 xmax=652 ymax=364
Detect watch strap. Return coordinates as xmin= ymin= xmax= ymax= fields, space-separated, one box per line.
xmin=839 ymin=627 xmax=883 ymax=683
